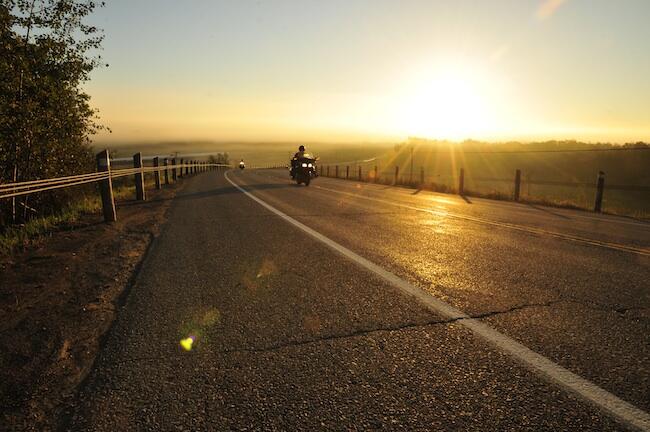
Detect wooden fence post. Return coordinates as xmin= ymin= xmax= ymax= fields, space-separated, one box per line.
xmin=335 ymin=165 xmax=339 ymax=178
xmin=374 ymin=166 xmax=378 ymax=183
xmin=358 ymin=166 xmax=362 ymax=181
xmin=179 ymin=158 xmax=184 ymax=178
xmin=164 ymin=158 xmax=170 ymax=185
xmin=153 ymin=157 xmax=161 ymax=189
xmin=594 ymin=171 xmax=605 ymax=213
xmin=327 ymin=166 xmax=330 ymax=177
xmin=514 ymin=169 xmax=521 ymax=201
xmin=346 ymin=166 xmax=349 ymax=180
xmin=420 ymin=166 xmax=424 ymax=185
xmin=459 ymin=168 xmax=465 ymax=195
xmin=394 ymin=166 xmax=399 ymax=185
xmin=133 ymin=152 xmax=145 ymax=201
xmin=172 ymin=158 xmax=178 ymax=181
xmin=96 ymin=149 xmax=116 ymax=222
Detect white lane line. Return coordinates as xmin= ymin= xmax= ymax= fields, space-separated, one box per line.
xmin=311 ymin=184 xmax=650 ymax=257
xmin=225 ymin=170 xmax=650 ymax=431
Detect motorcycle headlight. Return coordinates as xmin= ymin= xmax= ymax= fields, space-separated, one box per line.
xmin=308 ymin=163 xmax=313 ymax=167
xmin=301 ymin=163 xmax=308 ymax=167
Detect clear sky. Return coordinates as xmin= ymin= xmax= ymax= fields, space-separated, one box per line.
xmin=86 ymin=0 xmax=650 ymax=143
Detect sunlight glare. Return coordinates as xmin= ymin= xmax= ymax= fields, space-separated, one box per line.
xmin=394 ymin=65 xmax=495 ymax=140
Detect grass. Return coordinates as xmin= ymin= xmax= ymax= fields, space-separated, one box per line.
xmin=0 ymin=196 xmax=100 ymax=257
xmin=319 ymin=143 xmax=650 ymax=219
xmin=323 ymin=172 xmax=650 ymax=220
xmin=0 ymin=182 xmax=146 ymax=257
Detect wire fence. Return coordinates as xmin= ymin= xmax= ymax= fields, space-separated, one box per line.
xmin=1 ymin=151 xmax=230 ymax=223
xmin=0 ymin=163 xmax=226 ymax=199
xmin=309 ymin=160 xmax=649 ymax=217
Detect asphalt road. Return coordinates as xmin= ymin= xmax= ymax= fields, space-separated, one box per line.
xmin=71 ymin=168 xmax=649 ymax=431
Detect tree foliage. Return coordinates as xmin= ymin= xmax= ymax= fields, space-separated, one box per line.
xmin=0 ymin=0 xmax=105 ymax=226
xmin=208 ymin=153 xmax=230 ymax=165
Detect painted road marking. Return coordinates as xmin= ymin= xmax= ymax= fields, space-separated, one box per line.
xmin=311 ymin=184 xmax=650 ymax=257
xmin=225 ymin=170 xmax=650 ymax=431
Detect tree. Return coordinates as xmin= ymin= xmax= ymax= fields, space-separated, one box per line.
xmin=0 ymin=0 xmax=106 ymax=226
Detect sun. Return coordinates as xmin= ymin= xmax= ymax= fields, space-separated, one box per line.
xmin=394 ymin=67 xmax=492 ymax=140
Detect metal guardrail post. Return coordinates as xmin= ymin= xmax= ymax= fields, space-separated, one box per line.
xmin=154 ymin=157 xmax=161 ymax=190
xmin=133 ymin=152 xmax=146 ymax=201
xmin=96 ymin=149 xmax=116 ymax=223
xmin=594 ymin=171 xmax=605 ymax=212
xmin=514 ymin=169 xmax=521 ymax=201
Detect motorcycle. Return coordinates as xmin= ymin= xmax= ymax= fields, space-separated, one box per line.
xmin=239 ymin=161 xmax=245 ymax=170
xmin=290 ymin=156 xmax=317 ymax=186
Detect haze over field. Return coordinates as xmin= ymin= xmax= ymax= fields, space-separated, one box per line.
xmin=88 ymin=0 xmax=650 ymax=145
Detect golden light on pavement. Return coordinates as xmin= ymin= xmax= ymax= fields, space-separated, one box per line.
xmin=427 ymin=196 xmax=457 ymax=206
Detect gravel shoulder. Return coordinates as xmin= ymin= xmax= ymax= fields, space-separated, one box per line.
xmin=0 ymin=182 xmax=179 ymax=431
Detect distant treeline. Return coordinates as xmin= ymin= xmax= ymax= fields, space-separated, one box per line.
xmin=0 ymin=1 xmax=105 ymax=227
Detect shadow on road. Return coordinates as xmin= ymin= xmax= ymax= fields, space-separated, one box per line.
xmin=175 ymin=183 xmax=294 ymax=202
xmin=118 ymin=183 xmax=296 ymax=205
xmin=525 ymin=203 xmax=571 ymax=219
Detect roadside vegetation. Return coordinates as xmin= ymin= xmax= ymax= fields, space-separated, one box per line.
xmin=0 ymin=0 xmax=106 ymax=228
xmin=0 ymin=181 xmax=144 ymax=256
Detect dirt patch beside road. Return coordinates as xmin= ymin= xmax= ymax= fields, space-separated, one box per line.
xmin=0 ymin=185 xmax=178 ymax=431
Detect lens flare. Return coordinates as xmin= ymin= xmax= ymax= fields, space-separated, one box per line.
xmin=180 ymin=336 xmax=195 ymax=351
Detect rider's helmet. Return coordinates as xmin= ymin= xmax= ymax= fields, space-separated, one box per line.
xmin=299 ymin=145 xmax=305 ymax=152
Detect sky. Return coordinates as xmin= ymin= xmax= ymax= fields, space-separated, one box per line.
xmin=86 ymin=0 xmax=650 ymax=144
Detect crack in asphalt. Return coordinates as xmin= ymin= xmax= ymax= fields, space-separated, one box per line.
xmin=105 ymin=300 xmax=561 ymax=367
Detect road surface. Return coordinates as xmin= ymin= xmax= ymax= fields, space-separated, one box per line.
xmin=71 ymin=168 xmax=650 ymax=431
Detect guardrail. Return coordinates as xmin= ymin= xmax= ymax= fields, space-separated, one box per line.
xmin=1 ymin=150 xmax=230 ymax=223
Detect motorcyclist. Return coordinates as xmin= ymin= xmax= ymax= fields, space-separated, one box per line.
xmin=290 ymin=145 xmax=306 ymax=179
xmin=239 ymin=159 xmax=245 ymax=170
xmin=294 ymin=145 xmax=306 ymax=160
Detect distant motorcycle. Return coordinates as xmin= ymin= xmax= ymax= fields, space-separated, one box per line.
xmin=291 ymin=156 xmax=317 ymax=186
xmin=239 ymin=161 xmax=245 ymax=170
